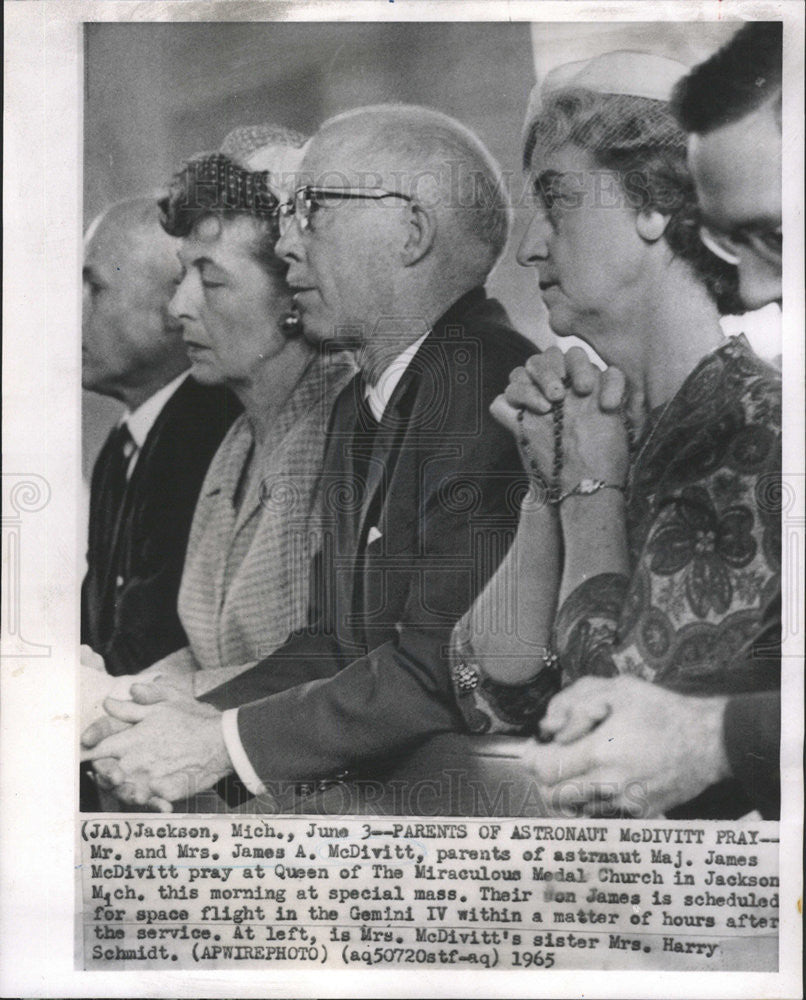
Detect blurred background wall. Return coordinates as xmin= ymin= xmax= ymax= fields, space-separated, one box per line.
xmin=84 ymin=19 xmax=775 ymax=481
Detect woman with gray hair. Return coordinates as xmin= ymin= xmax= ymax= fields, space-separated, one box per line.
xmin=450 ymin=53 xmax=781 ymax=818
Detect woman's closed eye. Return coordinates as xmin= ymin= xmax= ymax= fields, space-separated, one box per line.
xmin=533 ymin=174 xmax=573 ymax=230
xmin=531 ymin=187 xmax=560 ymax=232
xmin=199 ymin=265 xmax=227 ymax=289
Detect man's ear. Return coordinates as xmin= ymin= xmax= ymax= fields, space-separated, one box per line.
xmin=635 ymin=209 xmax=669 ymax=243
xmin=401 ymin=202 xmax=436 ymax=266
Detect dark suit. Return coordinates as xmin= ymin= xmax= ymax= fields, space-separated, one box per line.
xmin=669 ymin=590 xmax=782 ymax=820
xmin=81 ymin=376 xmax=241 ymax=675
xmin=203 ymin=288 xmax=533 ymax=786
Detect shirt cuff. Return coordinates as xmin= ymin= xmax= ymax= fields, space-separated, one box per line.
xmin=221 ymin=709 xmax=266 ymax=796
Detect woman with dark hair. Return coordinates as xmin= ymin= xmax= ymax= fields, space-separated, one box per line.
xmin=127 ymin=126 xmax=354 ymax=694
xmin=450 ymin=53 xmax=781 ymax=816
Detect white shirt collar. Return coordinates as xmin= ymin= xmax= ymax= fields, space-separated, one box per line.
xmin=121 ymin=371 xmax=190 ymax=449
xmin=364 ymin=333 xmax=429 ymax=422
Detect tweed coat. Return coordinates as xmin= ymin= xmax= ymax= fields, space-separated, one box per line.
xmin=175 ymin=353 xmax=356 ymax=674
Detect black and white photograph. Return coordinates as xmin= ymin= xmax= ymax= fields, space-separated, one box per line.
xmin=1 ymin=2 xmax=803 ymax=996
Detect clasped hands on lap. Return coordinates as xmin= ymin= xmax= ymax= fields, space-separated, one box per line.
xmin=81 ymin=677 xmax=232 ymax=812
xmin=81 ymin=666 xmax=729 ymax=817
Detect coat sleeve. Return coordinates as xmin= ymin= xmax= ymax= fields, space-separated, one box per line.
xmin=202 ymin=398 xmax=527 ymax=783
xmin=721 ymin=589 xmax=782 ymax=818
xmin=723 ymin=691 xmax=780 ymax=819
xmin=227 ymin=448 xmax=522 ymax=782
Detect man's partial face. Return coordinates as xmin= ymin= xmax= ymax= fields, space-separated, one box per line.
xmin=82 ymin=212 xmax=183 ymax=398
xmin=688 ymin=100 xmax=782 ymax=310
xmin=274 ymin=128 xmax=407 ymax=346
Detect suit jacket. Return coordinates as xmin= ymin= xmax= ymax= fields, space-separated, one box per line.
xmin=672 ymin=590 xmax=782 ymax=820
xmin=81 ymin=376 xmax=241 ymax=675
xmin=177 ymin=356 xmax=355 ymax=670
xmin=203 ymin=287 xmax=533 ymax=784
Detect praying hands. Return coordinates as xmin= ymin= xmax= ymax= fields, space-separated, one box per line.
xmin=80 ymin=681 xmax=233 ymax=811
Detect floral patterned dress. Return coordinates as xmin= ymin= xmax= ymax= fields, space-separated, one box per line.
xmin=453 ymin=335 xmax=782 ymax=733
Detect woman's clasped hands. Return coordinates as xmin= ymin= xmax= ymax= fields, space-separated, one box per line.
xmin=490 ymin=345 xmax=638 ymax=498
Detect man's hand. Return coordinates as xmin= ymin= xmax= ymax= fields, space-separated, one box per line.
xmin=523 ymin=676 xmax=731 ymax=817
xmin=80 ymin=682 xmax=233 ymax=809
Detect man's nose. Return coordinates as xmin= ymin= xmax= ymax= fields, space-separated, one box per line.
xmin=81 ymin=283 xmax=92 ymax=337
xmin=737 ymin=255 xmax=783 ymax=312
xmin=275 ymin=217 xmax=305 ymax=264
xmin=168 ymin=272 xmax=195 ymax=319
xmin=516 ymin=210 xmax=551 ymax=267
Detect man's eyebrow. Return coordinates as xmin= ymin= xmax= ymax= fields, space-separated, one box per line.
xmin=82 ymin=264 xmax=102 ymax=281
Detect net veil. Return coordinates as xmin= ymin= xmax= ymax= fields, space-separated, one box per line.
xmin=524 ymin=90 xmax=688 ymax=171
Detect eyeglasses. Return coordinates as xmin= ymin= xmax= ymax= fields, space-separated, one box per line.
xmin=277 ymin=185 xmax=414 ymax=235
xmin=699 ymin=223 xmax=782 ymax=267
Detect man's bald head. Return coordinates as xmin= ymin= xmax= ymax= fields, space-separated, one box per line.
xmin=87 ymin=198 xmax=183 ymax=290
xmin=83 ymin=197 xmax=189 ymax=407
xmin=308 ymin=105 xmax=511 ymax=283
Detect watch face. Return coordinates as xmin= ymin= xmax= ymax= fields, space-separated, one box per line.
xmin=578 ymin=478 xmax=602 ymax=494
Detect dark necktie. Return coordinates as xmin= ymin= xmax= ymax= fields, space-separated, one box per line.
xmin=83 ymin=422 xmax=135 ymax=646
xmin=93 ymin=422 xmax=135 ymax=549
xmin=80 ymin=422 xmax=134 ymax=807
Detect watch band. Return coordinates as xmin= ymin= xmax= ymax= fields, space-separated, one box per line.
xmin=555 ymin=478 xmax=625 ymax=505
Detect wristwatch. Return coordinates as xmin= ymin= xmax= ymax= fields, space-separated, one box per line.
xmin=555 ymin=478 xmax=625 ymax=505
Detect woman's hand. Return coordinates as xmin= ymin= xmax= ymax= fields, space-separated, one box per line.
xmin=557 ymin=369 xmax=630 ymax=490
xmin=491 ymin=346 xmax=631 ymax=491
xmin=490 ymin=389 xmax=556 ymax=486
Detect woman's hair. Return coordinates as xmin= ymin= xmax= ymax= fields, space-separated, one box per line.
xmin=524 ymin=88 xmax=743 ymax=315
xmin=159 ymin=153 xmax=284 ymax=275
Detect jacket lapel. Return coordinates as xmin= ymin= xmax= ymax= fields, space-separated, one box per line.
xmin=353 ymin=292 xmax=483 ymax=553
xmin=115 ymin=378 xmax=195 ymax=568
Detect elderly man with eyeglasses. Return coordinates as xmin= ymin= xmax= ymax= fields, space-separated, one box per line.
xmin=81 ymin=104 xmax=534 ymax=810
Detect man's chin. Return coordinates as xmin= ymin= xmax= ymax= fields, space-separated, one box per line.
xmin=300 ymin=322 xmax=360 ymax=350
xmin=81 ymin=372 xmax=107 ymax=395
xmin=187 ymin=361 xmax=225 ymax=386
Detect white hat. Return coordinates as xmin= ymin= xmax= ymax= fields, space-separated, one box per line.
xmin=525 ymin=49 xmax=690 ymax=134
xmin=219 ymin=124 xmax=309 ymax=196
